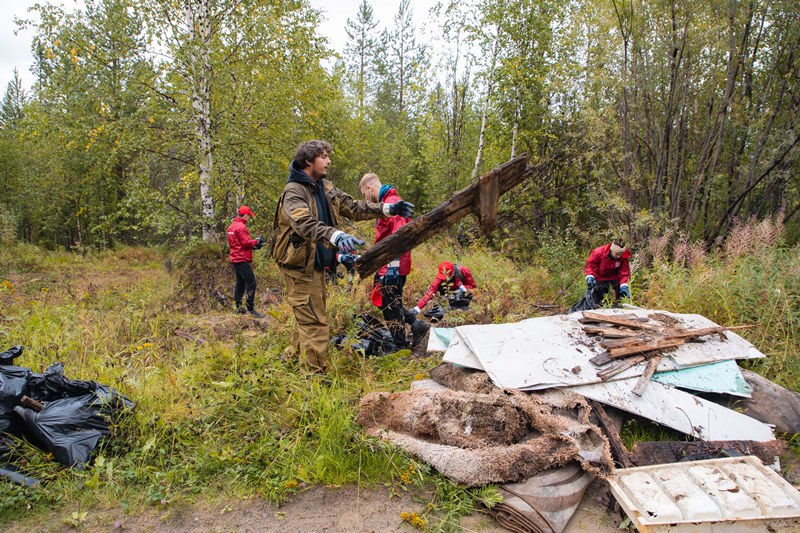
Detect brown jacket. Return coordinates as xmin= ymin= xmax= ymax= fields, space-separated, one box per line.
xmin=272 ymin=163 xmax=385 ymax=280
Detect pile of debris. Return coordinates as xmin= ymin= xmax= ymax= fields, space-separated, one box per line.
xmin=0 ymin=345 xmax=134 ymax=486
xmin=359 ymin=308 xmax=800 ymax=532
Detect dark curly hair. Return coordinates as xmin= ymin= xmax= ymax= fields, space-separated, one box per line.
xmin=294 ymin=140 xmax=332 ymax=167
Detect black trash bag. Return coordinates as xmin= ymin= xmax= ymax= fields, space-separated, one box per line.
xmin=0 ymin=346 xmax=24 ymax=366
xmin=356 ymin=314 xmax=397 ymax=356
xmin=423 ymin=303 xmax=445 ymax=323
xmin=448 ymin=292 xmax=473 ymax=309
xmin=27 ymin=362 xmax=97 ymax=401
xmin=0 ymin=366 xmax=32 ymax=434
xmin=0 ymin=435 xmax=39 ymax=487
xmin=334 ymin=315 xmax=398 ymax=357
xmin=14 ymin=385 xmax=134 ymax=467
xmin=568 ymin=288 xmax=597 ymax=314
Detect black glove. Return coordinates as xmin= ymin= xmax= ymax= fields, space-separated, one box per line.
xmin=388 ymin=201 xmax=415 ymax=218
xmin=337 ymin=253 xmax=359 ymax=272
xmin=252 ymin=235 xmax=265 ymax=250
xmin=335 ymin=233 xmax=365 ymax=254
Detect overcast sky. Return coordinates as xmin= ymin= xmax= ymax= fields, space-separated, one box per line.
xmin=0 ymin=0 xmax=438 ymax=94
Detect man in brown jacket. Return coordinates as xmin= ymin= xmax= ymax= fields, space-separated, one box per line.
xmin=272 ymin=140 xmax=414 ymax=374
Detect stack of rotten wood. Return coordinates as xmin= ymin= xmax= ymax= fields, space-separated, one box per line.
xmin=581 ymin=310 xmax=752 ymax=396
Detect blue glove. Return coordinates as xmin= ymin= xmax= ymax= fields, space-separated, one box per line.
xmin=586 ymin=275 xmax=596 ymax=288
xmin=335 ymin=233 xmax=365 ymax=254
xmin=456 ymin=286 xmax=468 ymax=296
xmin=383 ymin=260 xmax=400 ymax=286
xmin=337 ymin=253 xmax=359 ymax=272
xmin=412 ymin=306 xmax=421 ymax=315
xmin=388 ymin=201 xmax=415 ymax=218
xmin=619 ymin=284 xmax=630 ymax=298
xmin=252 ymin=235 xmax=265 ymax=250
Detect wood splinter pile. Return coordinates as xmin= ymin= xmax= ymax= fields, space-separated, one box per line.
xmin=580 ymin=310 xmax=753 ymax=396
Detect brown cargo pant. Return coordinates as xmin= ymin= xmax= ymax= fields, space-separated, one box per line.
xmin=282 ymin=268 xmax=330 ymax=373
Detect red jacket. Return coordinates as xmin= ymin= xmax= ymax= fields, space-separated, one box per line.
xmin=375 ymin=187 xmax=411 ymax=276
xmin=227 ymin=217 xmax=258 ymax=263
xmin=416 ymin=263 xmax=476 ymax=309
xmin=585 ymin=244 xmax=631 ymax=284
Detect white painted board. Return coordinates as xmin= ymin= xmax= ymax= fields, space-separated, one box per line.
xmin=442 ymin=309 xmax=764 ymax=391
xmin=609 ymin=456 xmax=800 ymax=532
xmin=566 ymin=379 xmax=774 ymax=441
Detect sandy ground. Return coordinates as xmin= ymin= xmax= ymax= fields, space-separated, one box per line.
xmin=26 ymin=480 xmax=622 ymax=532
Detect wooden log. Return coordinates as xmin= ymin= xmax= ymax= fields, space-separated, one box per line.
xmin=478 ymin=171 xmax=500 ymax=233
xmin=630 ymin=440 xmax=787 ymax=467
xmin=581 ymin=311 xmax=663 ymax=331
xmin=20 ymin=395 xmax=43 ymax=412
xmin=588 ymin=400 xmax=633 ymax=468
xmin=632 ymin=355 xmax=661 ymax=396
xmin=579 ymin=312 xmax=651 ymax=324
xmin=355 ymin=154 xmax=537 ymax=278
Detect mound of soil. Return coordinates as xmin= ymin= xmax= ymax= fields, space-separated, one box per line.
xmin=168 ymin=244 xmax=233 ymax=313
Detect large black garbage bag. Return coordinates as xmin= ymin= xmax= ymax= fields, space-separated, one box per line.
xmin=27 ymin=362 xmax=97 ymax=401
xmin=333 ymin=314 xmax=398 ymax=357
xmin=0 ymin=346 xmax=24 ymax=365
xmin=14 ymin=385 xmax=134 ymax=467
xmin=0 ymin=365 xmax=32 ymax=434
xmin=568 ymin=288 xmax=597 ymax=314
xmin=448 ymin=292 xmax=473 ymax=309
xmin=423 ymin=303 xmax=445 ymax=323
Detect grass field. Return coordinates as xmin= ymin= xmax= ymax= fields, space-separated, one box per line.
xmin=0 ymin=218 xmax=798 ymax=530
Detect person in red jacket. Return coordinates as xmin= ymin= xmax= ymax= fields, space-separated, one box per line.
xmin=360 ymin=173 xmax=430 ymax=352
xmin=413 ymin=261 xmax=477 ymax=314
xmin=584 ymin=239 xmax=631 ymax=303
xmin=227 ymin=206 xmax=265 ymax=317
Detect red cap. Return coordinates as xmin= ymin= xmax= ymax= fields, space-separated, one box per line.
xmin=238 ymin=206 xmax=255 ymax=217
xmin=435 ymin=261 xmax=455 ymax=281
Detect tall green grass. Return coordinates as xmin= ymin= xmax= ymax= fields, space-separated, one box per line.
xmin=0 ymin=222 xmax=798 ymax=529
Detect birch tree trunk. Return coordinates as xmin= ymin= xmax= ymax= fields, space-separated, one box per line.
xmin=188 ymin=0 xmax=216 ymax=242
xmin=471 ymin=31 xmax=499 ymax=182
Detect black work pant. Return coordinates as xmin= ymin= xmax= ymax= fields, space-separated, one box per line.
xmin=233 ymin=262 xmax=257 ymax=310
xmin=378 ymin=275 xmax=417 ymax=348
xmin=592 ymin=279 xmax=620 ymax=304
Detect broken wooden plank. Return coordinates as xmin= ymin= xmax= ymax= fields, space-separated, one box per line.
xmin=589 ymin=352 xmax=613 ymax=366
xmin=579 ymin=313 xmax=649 ymax=324
xmin=356 ymin=154 xmax=537 ymax=277
xmin=583 ymin=326 xmax=641 ymax=338
xmin=630 ymin=440 xmax=787 ymax=467
xmin=20 ymin=395 xmax=43 ymax=412
xmin=608 ymin=339 xmax=687 ymax=359
xmin=597 ymin=355 xmax=647 ymax=380
xmin=478 ymin=171 xmax=499 ymax=233
xmin=589 ymin=399 xmax=633 ymax=468
xmin=582 ymin=311 xmax=663 ymax=331
xmin=632 ymin=355 xmax=662 ymax=396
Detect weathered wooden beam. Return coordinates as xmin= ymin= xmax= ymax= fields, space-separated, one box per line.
xmin=589 ymin=399 xmax=633 ymax=468
xmin=581 ymin=311 xmax=663 ymax=332
xmin=632 ymin=355 xmax=661 ymax=396
xmin=355 ymin=154 xmax=536 ymax=278
xmin=597 ymin=355 xmax=646 ymax=380
xmin=630 ymin=440 xmax=787 ymax=467
xmin=478 ymin=171 xmax=499 ymax=233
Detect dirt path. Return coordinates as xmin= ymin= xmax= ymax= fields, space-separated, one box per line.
xmin=32 ymin=482 xmax=622 ymax=532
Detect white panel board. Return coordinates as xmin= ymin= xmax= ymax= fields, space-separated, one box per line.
xmin=567 ymin=379 xmax=774 ymax=441
xmin=442 ymin=309 xmax=763 ymax=391
xmin=609 ymin=456 xmax=800 ymax=532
